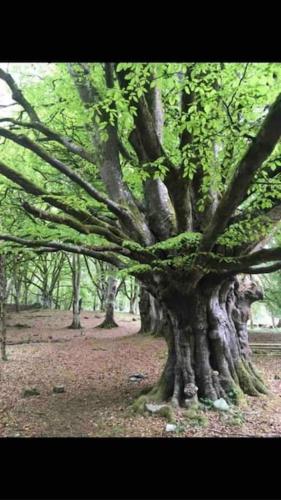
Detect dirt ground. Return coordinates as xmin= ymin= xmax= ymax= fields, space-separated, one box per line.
xmin=0 ymin=309 xmax=280 ymax=437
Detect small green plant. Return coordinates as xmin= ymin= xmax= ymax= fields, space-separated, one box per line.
xmin=199 ymin=398 xmax=214 ymax=410
xmin=174 ymin=422 xmax=186 ymax=434
xmin=223 ymin=409 xmax=245 ymax=426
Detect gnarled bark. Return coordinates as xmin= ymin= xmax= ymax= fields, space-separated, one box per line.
xmin=136 ymin=275 xmax=267 ymax=410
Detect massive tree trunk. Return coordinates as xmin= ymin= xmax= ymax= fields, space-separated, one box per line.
xmin=98 ymin=276 xmax=118 ymax=328
xmin=0 ymin=255 xmax=8 ymax=361
xmin=68 ymin=254 xmax=82 ymax=329
xmin=138 ymin=287 xmax=167 ymax=337
xmin=138 ymin=275 xmax=267 ymax=409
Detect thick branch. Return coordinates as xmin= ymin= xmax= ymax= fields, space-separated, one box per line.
xmin=67 ymin=63 xmax=153 ymax=245
xmin=0 ymin=118 xmax=96 ymax=164
xmin=21 ymin=202 xmax=123 ymax=244
xmin=0 ymin=160 xmax=122 ymax=237
xmin=116 ymin=67 xmax=177 ymax=239
xmin=0 ymin=127 xmax=127 ymax=219
xmin=200 ymin=93 xmax=281 ymax=252
xmin=209 ymin=247 xmax=281 ymax=276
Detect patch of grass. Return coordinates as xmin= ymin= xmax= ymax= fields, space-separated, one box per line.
xmin=157 ymin=406 xmax=174 ymax=421
xmin=184 ymin=408 xmax=208 ymax=427
xmin=199 ymin=398 xmax=214 ymax=410
xmin=221 ymin=409 xmax=245 ymax=427
xmin=110 ymin=424 xmax=126 ymax=436
xmin=174 ymin=423 xmax=186 ymax=434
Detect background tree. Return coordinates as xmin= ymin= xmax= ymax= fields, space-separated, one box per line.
xmin=84 ymin=258 xmax=111 ymax=311
xmin=122 ymin=276 xmax=139 ymax=314
xmin=67 ymin=253 xmax=82 ymax=329
xmin=1 ymin=63 xmax=281 ymax=409
xmin=98 ymin=274 xmax=119 ymax=328
xmin=260 ymin=272 xmax=281 ymax=326
xmin=0 ymin=254 xmax=8 ymax=360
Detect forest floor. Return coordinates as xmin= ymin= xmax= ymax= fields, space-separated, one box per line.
xmin=0 ymin=309 xmax=280 ymax=437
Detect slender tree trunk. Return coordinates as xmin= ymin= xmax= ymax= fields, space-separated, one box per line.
xmin=23 ymin=284 xmax=29 ymax=306
xmin=68 ymin=254 xmax=82 ymax=329
xmin=0 ymin=255 xmax=8 ymax=361
xmin=136 ymin=275 xmax=267 ymax=410
xmin=93 ymin=294 xmax=97 ymax=311
xmin=129 ymin=282 xmax=139 ymax=314
xmin=55 ymin=279 xmax=61 ymax=310
xmin=14 ymin=280 xmax=21 ymax=313
xmin=98 ymin=276 xmax=118 ymax=328
xmin=99 ymin=297 xmax=105 ymax=312
xmin=99 ymin=288 xmax=106 ymax=312
xmin=67 ymin=292 xmax=73 ymax=311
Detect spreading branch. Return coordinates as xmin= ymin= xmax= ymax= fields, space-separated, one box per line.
xmin=0 ymin=160 xmax=123 ymax=241
xmin=0 ymin=235 xmax=126 ymax=268
xmin=0 ymin=127 xmax=129 ymax=219
xmin=200 ymin=93 xmax=281 ymax=252
xmin=21 ymin=201 xmax=123 ymax=244
xmin=0 ymin=118 xmax=96 ymax=164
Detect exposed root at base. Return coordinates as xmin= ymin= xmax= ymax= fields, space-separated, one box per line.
xmin=67 ymin=324 xmax=82 ymax=330
xmin=97 ymin=320 xmax=119 ymax=329
xmin=235 ymin=360 xmax=268 ymax=396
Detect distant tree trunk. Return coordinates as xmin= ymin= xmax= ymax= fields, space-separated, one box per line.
xmin=55 ymin=279 xmax=61 ymax=310
xmin=0 ymin=255 xmax=8 ymax=361
xmin=138 ymin=286 xmax=167 ymax=336
xmin=42 ymin=293 xmax=52 ymax=309
xmin=14 ymin=278 xmax=21 ymax=313
xmin=93 ymin=294 xmax=97 ymax=311
xmin=69 ymin=254 xmax=82 ymax=329
xmin=271 ymin=311 xmax=276 ymax=328
xmin=129 ymin=281 xmax=139 ymax=314
xmin=98 ymin=276 xmax=118 ymax=328
xmin=99 ymin=290 xmax=106 ymax=312
xmin=67 ymin=293 xmax=73 ymax=311
xmin=23 ymin=285 xmax=28 ymax=306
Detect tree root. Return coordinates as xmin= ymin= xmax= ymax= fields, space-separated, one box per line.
xmin=97 ymin=319 xmax=119 ymax=329
xmin=67 ymin=323 xmax=82 ymax=329
xmin=235 ymin=360 xmax=268 ymax=396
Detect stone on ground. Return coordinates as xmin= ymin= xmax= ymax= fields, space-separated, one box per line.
xmin=213 ymin=398 xmax=230 ymax=411
xmin=53 ymin=385 xmax=65 ymax=393
xmin=165 ymin=423 xmax=177 ymax=432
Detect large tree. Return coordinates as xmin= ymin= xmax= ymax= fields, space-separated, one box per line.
xmin=1 ymin=62 xmax=281 ymax=408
